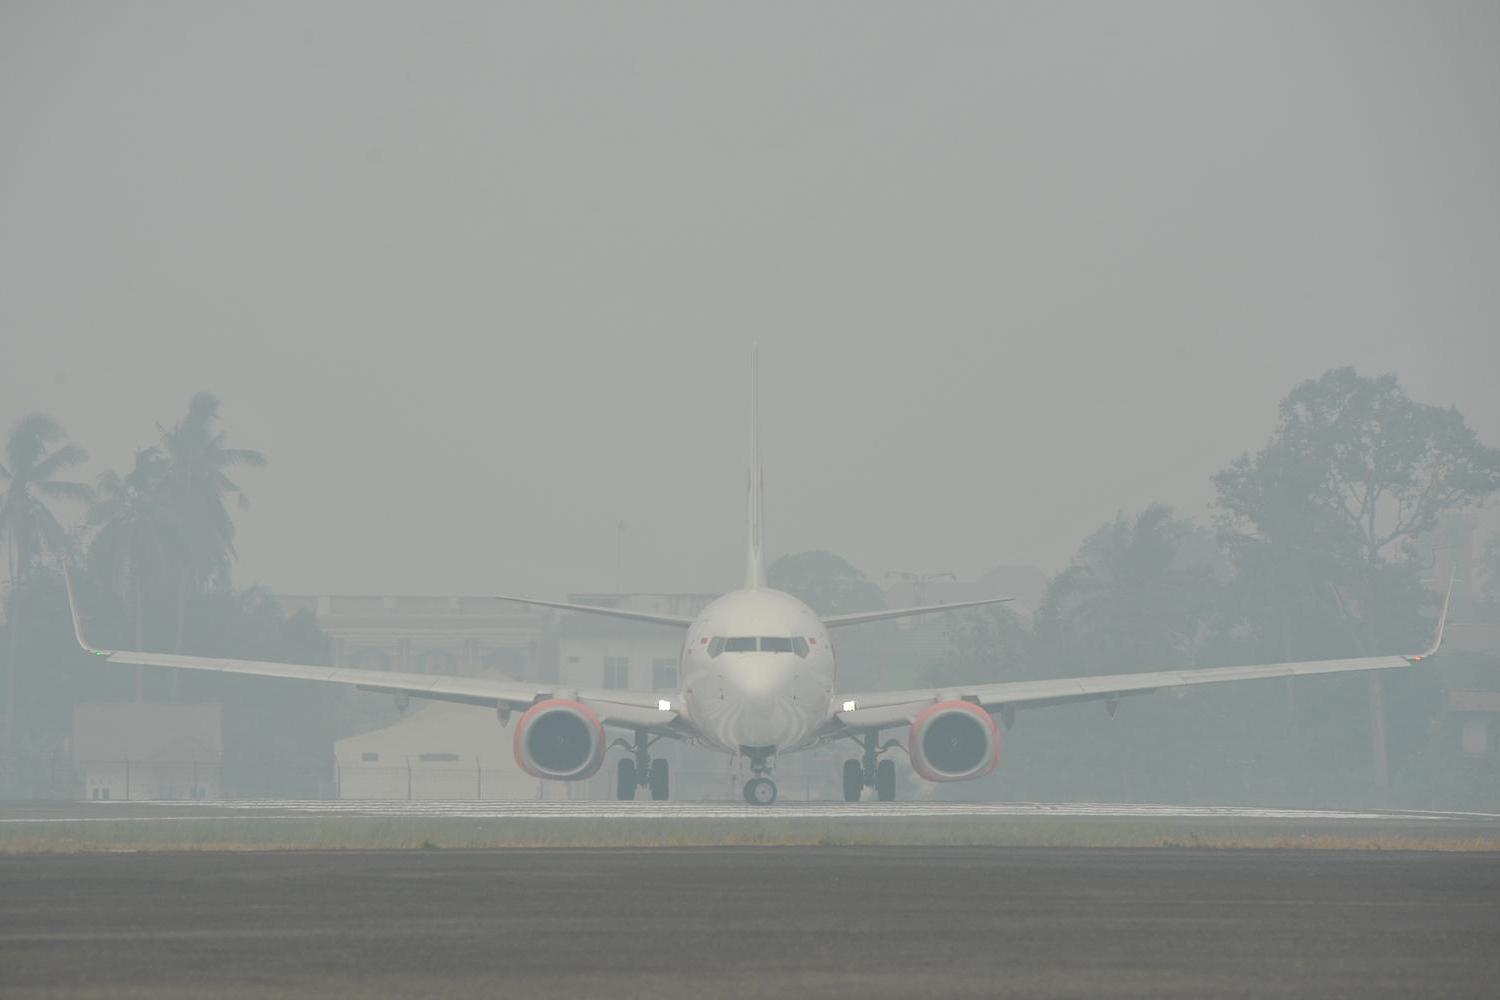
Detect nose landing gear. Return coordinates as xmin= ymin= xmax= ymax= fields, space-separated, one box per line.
xmin=744 ymin=776 xmax=777 ymax=805
xmin=842 ymin=728 xmax=901 ymax=801
xmin=740 ymin=746 xmax=778 ymax=806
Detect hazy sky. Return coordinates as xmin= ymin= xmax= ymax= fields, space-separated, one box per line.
xmin=3 ymin=2 xmax=1497 ymax=598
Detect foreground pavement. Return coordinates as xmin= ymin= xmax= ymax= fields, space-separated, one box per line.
xmin=2 ymin=846 xmax=1497 ymax=998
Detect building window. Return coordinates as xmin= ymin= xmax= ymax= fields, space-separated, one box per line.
xmin=603 ymin=656 xmax=630 ymax=689
xmin=652 ymin=659 xmax=678 ymax=691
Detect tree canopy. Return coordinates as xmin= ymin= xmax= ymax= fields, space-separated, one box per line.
xmin=1214 ymin=368 xmax=1500 ymax=569
xmin=767 ymin=550 xmax=886 ymax=616
xmin=1 ymin=415 xmax=91 ymax=748
xmin=0 ymin=415 xmax=92 ymax=582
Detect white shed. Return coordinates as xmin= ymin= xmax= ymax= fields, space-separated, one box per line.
xmin=334 ymin=701 xmax=576 ymax=800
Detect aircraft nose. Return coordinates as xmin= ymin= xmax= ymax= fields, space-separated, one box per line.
xmin=702 ymin=653 xmax=814 ymax=749
xmin=723 ymin=654 xmax=794 ymax=700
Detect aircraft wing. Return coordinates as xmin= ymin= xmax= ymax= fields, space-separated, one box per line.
xmin=834 ymin=585 xmax=1451 ymax=732
xmin=822 ymin=597 xmax=1013 ymax=629
xmin=65 ymin=574 xmax=683 ymax=733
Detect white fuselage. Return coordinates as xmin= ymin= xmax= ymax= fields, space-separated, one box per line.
xmin=678 ymin=588 xmax=836 ymax=755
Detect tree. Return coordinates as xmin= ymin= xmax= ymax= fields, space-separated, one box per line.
xmin=1033 ymin=504 xmax=1220 ymax=677
xmin=1214 ymin=369 xmax=1500 ymax=656
xmin=155 ymin=393 xmax=266 ymax=653
xmin=1215 ymin=369 xmax=1500 ymax=573
xmin=918 ymin=603 xmax=1038 ymax=688
xmin=0 ymin=415 xmax=91 ymax=748
xmin=88 ymin=448 xmax=175 ymax=699
xmin=1212 ymin=369 xmax=1500 ymax=803
xmin=766 ymin=551 xmax=885 ymax=616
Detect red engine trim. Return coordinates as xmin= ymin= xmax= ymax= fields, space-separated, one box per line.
xmin=908 ymin=699 xmax=1001 ymax=783
xmin=512 ymin=699 xmax=606 ymax=781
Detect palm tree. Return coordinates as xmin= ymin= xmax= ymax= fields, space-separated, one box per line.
xmin=156 ymin=393 xmax=265 ymax=657
xmin=0 ymin=415 xmax=91 ymax=749
xmin=88 ymin=448 xmax=174 ymax=700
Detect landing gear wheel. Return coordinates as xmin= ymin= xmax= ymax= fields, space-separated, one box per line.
xmin=842 ymin=759 xmax=863 ymax=802
xmin=743 ymin=777 xmax=777 ymax=806
xmin=875 ymin=758 xmax=897 ymax=802
xmin=617 ymin=758 xmax=637 ymax=801
xmin=648 ymin=759 xmax=670 ymax=801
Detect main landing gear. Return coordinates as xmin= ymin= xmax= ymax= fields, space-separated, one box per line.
xmin=614 ymin=729 xmax=669 ymax=800
xmin=843 ymin=729 xmax=899 ymax=802
xmin=741 ymin=747 xmax=778 ymax=806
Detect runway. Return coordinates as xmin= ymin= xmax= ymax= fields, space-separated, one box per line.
xmin=3 ymin=846 xmax=1497 ymax=998
xmin=5 ymin=799 xmax=1499 ymax=852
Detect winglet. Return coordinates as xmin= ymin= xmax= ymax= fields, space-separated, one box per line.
xmin=62 ymin=562 xmax=109 ymax=657
xmin=1406 ymin=569 xmax=1455 ymax=663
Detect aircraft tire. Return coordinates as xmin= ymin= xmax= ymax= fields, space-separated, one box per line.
xmin=743 ymin=777 xmax=777 ymax=806
xmin=617 ymin=758 xmax=637 ymax=800
xmin=842 ymin=759 xmax=863 ymax=802
xmin=875 ymin=758 xmax=897 ymax=802
xmin=649 ymin=758 xmax=669 ymax=800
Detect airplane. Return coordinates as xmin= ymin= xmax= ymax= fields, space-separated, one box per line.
xmin=64 ymin=351 xmax=1451 ymax=806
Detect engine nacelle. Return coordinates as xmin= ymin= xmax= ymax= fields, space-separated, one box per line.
xmin=512 ymin=699 xmax=606 ymax=781
xmin=908 ymin=700 xmax=1000 ymax=782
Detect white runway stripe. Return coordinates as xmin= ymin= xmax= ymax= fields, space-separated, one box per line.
xmin=6 ymin=801 xmax=1498 ymax=823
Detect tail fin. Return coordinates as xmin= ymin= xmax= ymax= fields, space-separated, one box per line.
xmin=745 ymin=345 xmax=766 ymax=589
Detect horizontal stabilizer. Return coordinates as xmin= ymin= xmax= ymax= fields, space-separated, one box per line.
xmin=822 ymin=597 xmax=1013 ymax=629
xmin=496 ymin=595 xmax=694 ymax=628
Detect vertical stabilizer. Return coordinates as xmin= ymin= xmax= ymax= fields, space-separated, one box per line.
xmin=746 ymin=345 xmax=766 ymax=589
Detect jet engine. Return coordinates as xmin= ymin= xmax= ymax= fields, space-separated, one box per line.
xmin=513 ymin=699 xmax=606 ymax=781
xmin=908 ymin=700 xmax=1000 ymax=782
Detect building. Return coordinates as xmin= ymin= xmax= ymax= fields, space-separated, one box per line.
xmin=277 ymin=593 xmax=549 ymax=680
xmin=316 ymin=592 xmax=719 ymax=799
xmin=553 ymin=593 xmax=716 ymax=692
xmin=334 ymin=701 xmax=571 ymax=800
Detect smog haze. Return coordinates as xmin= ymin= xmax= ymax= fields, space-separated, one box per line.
xmin=3 ymin=1 xmax=1497 ymax=597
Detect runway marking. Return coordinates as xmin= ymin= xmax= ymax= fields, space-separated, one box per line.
xmin=5 ymin=801 xmax=1498 ymax=823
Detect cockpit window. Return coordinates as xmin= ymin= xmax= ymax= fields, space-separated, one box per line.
xmin=707 ymin=636 xmax=810 ymax=657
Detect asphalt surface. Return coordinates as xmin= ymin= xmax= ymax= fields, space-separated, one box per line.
xmin=3 ymin=847 xmax=1497 ymax=998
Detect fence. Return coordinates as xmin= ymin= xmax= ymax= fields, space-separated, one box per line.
xmin=0 ymin=756 xmax=325 ymax=802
